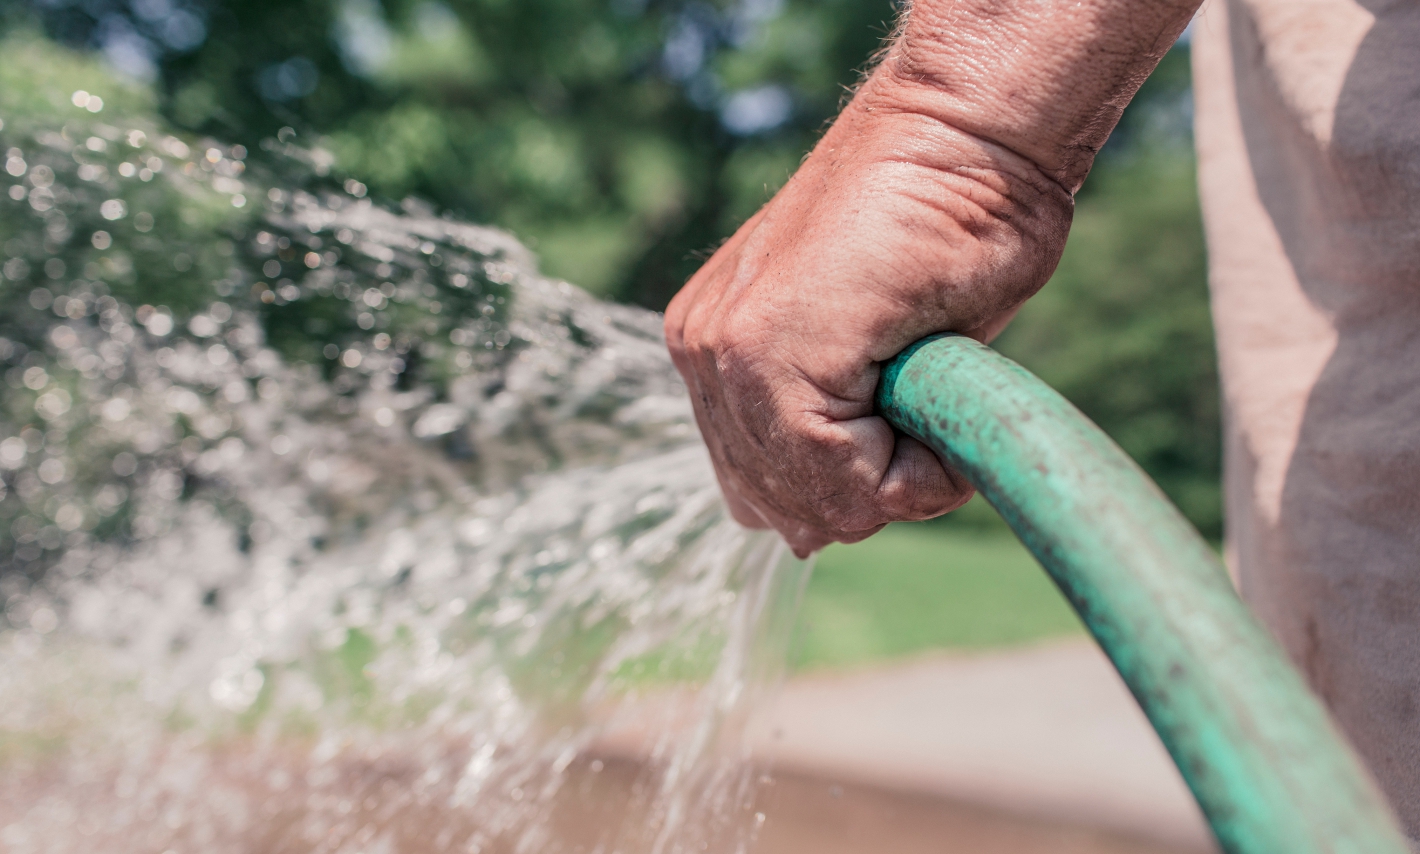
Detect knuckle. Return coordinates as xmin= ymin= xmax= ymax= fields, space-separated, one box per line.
xmin=882 ymin=476 xmax=972 ymax=520
xmin=813 ymin=495 xmax=878 ymax=535
xmin=663 ymin=307 xmax=687 ymax=348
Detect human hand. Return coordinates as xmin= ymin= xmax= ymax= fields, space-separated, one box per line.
xmin=666 ymin=0 xmax=1196 ymax=556
xmin=665 ymin=69 xmax=1075 ymax=556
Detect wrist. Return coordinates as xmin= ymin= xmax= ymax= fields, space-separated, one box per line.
xmin=834 ymin=69 xmax=1074 ymax=207
xmin=862 ymin=0 xmax=1199 ymax=191
xmin=767 ymin=83 xmax=1076 ymax=355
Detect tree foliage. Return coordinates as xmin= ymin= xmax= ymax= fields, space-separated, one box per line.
xmin=2 ymin=3 xmax=1221 ymax=533
xmin=9 ymin=0 xmax=904 ymax=305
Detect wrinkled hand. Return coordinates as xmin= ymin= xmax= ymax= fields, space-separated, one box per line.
xmin=665 ymin=69 xmax=1075 ymax=557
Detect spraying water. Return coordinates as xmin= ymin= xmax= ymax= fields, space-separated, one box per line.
xmin=0 ymin=46 xmax=809 ymax=854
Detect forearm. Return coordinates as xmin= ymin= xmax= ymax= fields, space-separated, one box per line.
xmin=862 ymin=0 xmax=1200 ymax=191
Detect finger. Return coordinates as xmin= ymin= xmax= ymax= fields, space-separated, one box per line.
xmin=830 ymin=522 xmax=887 ymax=546
xmin=721 ymin=468 xmax=835 ymax=559
xmin=799 ymin=413 xmax=898 ymax=533
xmin=962 ymin=302 xmax=1024 ymax=344
xmin=794 ymin=415 xmax=970 ymax=533
xmin=877 ymin=433 xmax=974 ymax=520
xmin=666 ymin=206 xmax=770 ymax=346
xmin=665 ymin=253 xmax=729 ymax=370
xmin=715 ymin=460 xmax=842 ymax=557
xmin=783 ymin=524 xmax=834 ymax=560
xmin=716 ymin=468 xmax=773 ymax=530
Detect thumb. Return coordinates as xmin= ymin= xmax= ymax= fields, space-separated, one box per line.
xmin=877 ymin=433 xmax=974 ymax=520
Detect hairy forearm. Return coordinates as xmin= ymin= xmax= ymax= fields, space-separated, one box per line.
xmin=865 ymin=0 xmax=1200 ymax=191
xmin=663 ymin=0 xmax=1202 ymax=553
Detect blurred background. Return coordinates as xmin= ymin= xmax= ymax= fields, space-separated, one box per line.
xmin=0 ymin=2 xmax=1218 ymax=848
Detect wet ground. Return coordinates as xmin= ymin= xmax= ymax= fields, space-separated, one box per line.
xmin=0 ymin=751 xmax=1193 ymax=854
xmin=1 ymin=641 xmax=1217 ymax=853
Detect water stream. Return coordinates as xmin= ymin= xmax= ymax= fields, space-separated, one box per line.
xmin=0 ymin=73 xmax=809 ymax=854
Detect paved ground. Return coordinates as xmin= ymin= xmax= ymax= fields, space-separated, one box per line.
xmin=0 ymin=639 xmax=1214 ymax=852
xmin=746 ymin=638 xmax=1217 ymax=852
xmin=754 ymin=771 xmax=1198 ymax=854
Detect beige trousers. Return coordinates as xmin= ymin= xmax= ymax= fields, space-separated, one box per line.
xmin=1192 ymin=0 xmax=1420 ymax=839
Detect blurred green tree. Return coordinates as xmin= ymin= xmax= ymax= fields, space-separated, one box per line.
xmin=7 ymin=0 xmax=904 ymax=305
xmin=1 ymin=2 xmax=1220 ymax=534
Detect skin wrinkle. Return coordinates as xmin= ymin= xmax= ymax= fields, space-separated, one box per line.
xmin=889 ymin=1 xmax=1196 ymax=188
xmin=665 ymin=0 xmax=1197 ymax=555
xmin=871 ymin=99 xmax=1065 ymax=191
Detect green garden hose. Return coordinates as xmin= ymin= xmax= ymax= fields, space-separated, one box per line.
xmin=876 ymin=334 xmax=1409 ymax=854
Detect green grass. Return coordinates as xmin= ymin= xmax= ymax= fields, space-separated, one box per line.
xmin=791 ymin=509 xmax=1084 ymax=671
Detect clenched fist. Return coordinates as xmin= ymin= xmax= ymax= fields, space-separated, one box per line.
xmin=665 ymin=74 xmax=1073 ymax=556
xmin=666 ymin=1 xmax=1195 ymax=556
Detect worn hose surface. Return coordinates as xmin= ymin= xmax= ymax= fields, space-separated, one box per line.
xmin=876 ymin=334 xmax=1408 ymax=854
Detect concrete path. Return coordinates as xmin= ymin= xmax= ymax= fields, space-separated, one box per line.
xmin=746 ymin=639 xmax=1217 ymax=852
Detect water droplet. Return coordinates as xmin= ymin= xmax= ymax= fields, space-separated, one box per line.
xmin=54 ymin=505 xmax=84 ymax=532
xmin=143 ymin=312 xmax=173 ymax=337
xmin=37 ymin=458 xmax=67 ymax=484
xmin=5 ymin=258 xmax=32 ymax=281
xmin=0 ymin=115 xmax=804 ymax=851
xmin=111 ymin=452 xmax=138 ymax=476
xmin=102 ymin=398 xmax=131 ymax=422
xmin=162 ymin=137 xmax=190 ymax=159
xmin=29 ymin=607 xmax=58 ymax=634
xmin=0 ymin=437 xmax=27 ymax=469
xmin=22 ymin=367 xmax=48 ymax=389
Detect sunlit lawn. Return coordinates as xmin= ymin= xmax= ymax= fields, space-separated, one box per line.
xmin=791 ymin=506 xmax=1085 ymax=671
